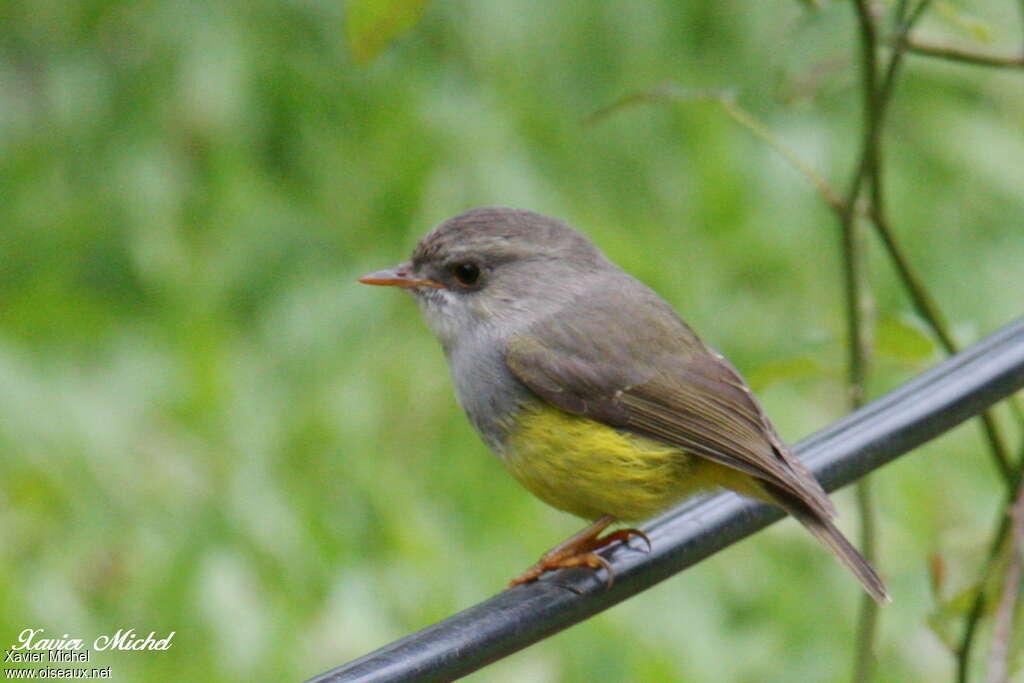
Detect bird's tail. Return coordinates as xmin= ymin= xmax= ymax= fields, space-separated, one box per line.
xmin=770 ymin=487 xmax=890 ymax=605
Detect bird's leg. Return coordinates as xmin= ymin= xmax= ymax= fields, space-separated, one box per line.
xmin=507 ymin=515 xmax=651 ymax=589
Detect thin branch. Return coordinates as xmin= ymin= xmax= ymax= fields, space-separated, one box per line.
xmin=586 ymin=85 xmax=846 ymax=212
xmin=584 ymin=85 xmax=733 ymax=125
xmin=959 ymin=515 xmax=1012 ymax=683
xmin=754 ymin=11 xmax=1024 ymax=669
xmin=853 ymin=477 xmax=880 ymax=681
xmin=912 ymin=5 xmax=1024 ymax=668
xmin=716 ymin=96 xmax=846 ymax=212
xmin=865 ymin=0 xmax=1017 ymax=485
xmin=906 ymin=39 xmax=1024 ymax=68
xmin=867 ymin=205 xmax=1015 ymax=484
xmin=988 ymin=484 xmax=1024 ymax=683
xmin=914 ymin=0 xmax=1024 ymax=586
xmin=846 ymin=2 xmax=934 ymax=678
xmin=862 ymin=213 xmax=953 ymax=344
xmin=959 ymin=459 xmax=1024 ymax=683
xmin=841 ymin=0 xmax=878 ymax=230
xmin=848 ymin=1 xmax=884 ymax=677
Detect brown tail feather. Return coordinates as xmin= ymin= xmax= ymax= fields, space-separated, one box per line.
xmin=771 ymin=491 xmax=890 ymax=604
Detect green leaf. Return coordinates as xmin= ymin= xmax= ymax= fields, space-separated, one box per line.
xmin=875 ymin=315 xmax=938 ymax=364
xmin=935 ymin=1 xmax=994 ymax=43
xmin=747 ymin=356 xmax=823 ymax=392
xmin=345 ymin=0 xmax=431 ymax=65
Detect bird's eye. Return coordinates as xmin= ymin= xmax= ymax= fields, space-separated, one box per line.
xmin=452 ymin=262 xmax=481 ymax=287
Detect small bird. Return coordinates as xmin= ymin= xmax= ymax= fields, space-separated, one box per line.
xmin=360 ymin=206 xmax=888 ymax=603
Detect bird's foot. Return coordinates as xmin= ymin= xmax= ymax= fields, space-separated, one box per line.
xmin=507 ymin=515 xmax=651 ymax=589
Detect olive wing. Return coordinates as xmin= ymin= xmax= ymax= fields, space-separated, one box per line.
xmin=504 ymin=309 xmax=835 ymax=520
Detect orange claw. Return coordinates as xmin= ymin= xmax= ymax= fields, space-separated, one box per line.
xmin=594 ymin=527 xmax=652 ymax=554
xmin=507 ymin=516 xmax=651 ymax=589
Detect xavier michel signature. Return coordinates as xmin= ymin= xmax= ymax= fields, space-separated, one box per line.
xmin=4 ymin=628 xmax=175 ymax=663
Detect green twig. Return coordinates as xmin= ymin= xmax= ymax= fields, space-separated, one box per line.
xmin=958 ymin=452 xmax=1024 ymax=682
xmin=852 ymin=477 xmax=880 ymax=681
xmin=847 ymin=2 xmax=934 ymax=679
xmin=988 ymin=484 xmax=1024 ymax=683
xmin=865 ymin=209 xmax=1015 ymax=485
xmin=867 ymin=0 xmax=1018 ymax=485
xmin=958 ymin=516 xmax=1010 ymax=683
xmin=586 ymin=85 xmax=846 ymax=212
xmin=906 ymin=39 xmax=1024 ymax=68
xmin=848 ymin=1 xmax=883 ymax=678
xmin=715 ymin=96 xmax=846 ymax=212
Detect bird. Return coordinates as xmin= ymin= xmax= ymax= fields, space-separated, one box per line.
xmin=359 ymin=206 xmax=888 ymax=603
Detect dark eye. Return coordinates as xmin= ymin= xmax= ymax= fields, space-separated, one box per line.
xmin=452 ymin=262 xmax=481 ymax=286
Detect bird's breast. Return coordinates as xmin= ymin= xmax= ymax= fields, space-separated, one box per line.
xmin=496 ymin=402 xmax=741 ymax=521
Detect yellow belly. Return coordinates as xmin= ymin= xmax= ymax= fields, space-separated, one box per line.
xmin=500 ymin=402 xmax=756 ymax=521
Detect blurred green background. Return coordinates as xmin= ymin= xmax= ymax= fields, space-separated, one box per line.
xmin=2 ymin=0 xmax=1023 ymax=680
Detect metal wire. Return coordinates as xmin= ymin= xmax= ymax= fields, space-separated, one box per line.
xmin=308 ymin=316 xmax=1024 ymax=683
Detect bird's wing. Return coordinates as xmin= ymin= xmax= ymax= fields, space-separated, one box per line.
xmin=504 ymin=295 xmax=835 ymax=520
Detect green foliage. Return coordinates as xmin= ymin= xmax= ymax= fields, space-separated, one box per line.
xmin=935 ymin=1 xmax=995 ymax=41
xmin=1 ymin=0 xmax=1022 ymax=681
xmin=876 ymin=315 xmax=939 ymax=365
xmin=345 ymin=0 xmax=432 ymax=64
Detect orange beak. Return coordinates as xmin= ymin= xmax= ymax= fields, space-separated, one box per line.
xmin=358 ymin=266 xmax=445 ymax=289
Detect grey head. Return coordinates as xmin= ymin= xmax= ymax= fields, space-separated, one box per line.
xmin=358 ymin=206 xmax=700 ymax=450
xmin=359 ymin=206 xmax=616 ymax=353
